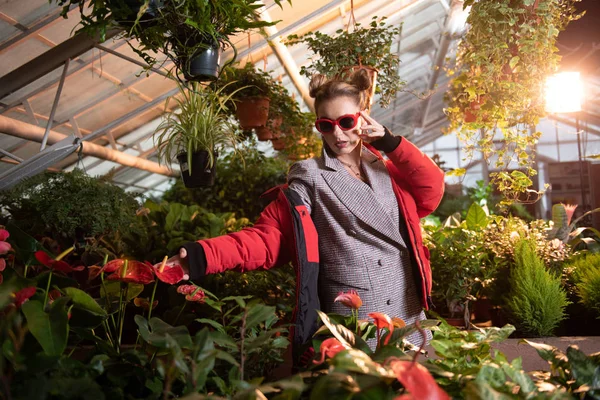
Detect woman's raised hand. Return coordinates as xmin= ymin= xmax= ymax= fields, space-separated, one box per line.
xmin=153 ymin=248 xmax=190 ymax=276
xmin=358 ymin=111 xmax=385 ymax=143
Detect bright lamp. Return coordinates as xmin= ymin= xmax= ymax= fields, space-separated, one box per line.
xmin=545 ymin=72 xmax=583 ymax=114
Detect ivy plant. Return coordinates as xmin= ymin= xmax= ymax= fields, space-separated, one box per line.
xmin=444 ymin=0 xmax=583 ymax=201
xmin=286 ymin=16 xmax=404 ymax=108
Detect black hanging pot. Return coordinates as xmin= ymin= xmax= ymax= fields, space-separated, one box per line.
xmin=177 ymin=150 xmax=217 ymax=188
xmin=182 ymin=40 xmax=221 ymax=82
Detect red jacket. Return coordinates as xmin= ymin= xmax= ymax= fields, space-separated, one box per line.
xmin=194 ymin=138 xmax=444 ymax=349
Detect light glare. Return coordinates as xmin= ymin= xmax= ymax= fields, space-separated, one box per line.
xmin=545 ymin=72 xmax=582 ymax=113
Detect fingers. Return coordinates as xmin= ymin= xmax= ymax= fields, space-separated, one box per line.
xmin=360 ymin=110 xmax=377 ymax=124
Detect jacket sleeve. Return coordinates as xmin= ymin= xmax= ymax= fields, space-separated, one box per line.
xmin=373 ymin=127 xmax=445 ymax=218
xmin=187 ymin=193 xmax=294 ymax=278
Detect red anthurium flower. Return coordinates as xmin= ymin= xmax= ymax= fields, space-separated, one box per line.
xmin=0 ymin=229 xmax=11 ymax=255
xmin=313 ymin=338 xmax=346 ymax=364
xmin=87 ymin=265 xmax=103 ymax=282
xmin=177 ymin=284 xmax=206 ymax=303
xmin=105 ymin=259 xmax=154 ymax=285
xmin=390 ymin=360 xmax=450 ymax=400
xmin=134 ymin=297 xmax=159 ymax=310
xmin=369 ymin=312 xmax=394 ymax=346
xmin=334 ymin=290 xmax=363 ymax=309
xmin=13 ymin=287 xmax=37 ymax=308
xmin=35 ymin=251 xmax=84 ymax=273
xmin=149 ymin=257 xmax=187 ymax=285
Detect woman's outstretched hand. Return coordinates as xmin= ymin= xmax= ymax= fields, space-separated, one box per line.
xmin=358 ymin=111 xmax=385 ymax=143
xmin=154 ymin=248 xmax=190 ymax=276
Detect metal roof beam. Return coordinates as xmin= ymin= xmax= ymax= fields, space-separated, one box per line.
xmin=0 ymin=28 xmax=122 ymax=101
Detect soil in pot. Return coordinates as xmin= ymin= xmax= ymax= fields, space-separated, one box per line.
xmin=236 ymin=97 xmax=270 ymax=130
xmin=177 ymin=150 xmax=216 ymax=188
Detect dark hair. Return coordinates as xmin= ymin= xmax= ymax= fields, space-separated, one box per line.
xmin=309 ymin=69 xmax=372 ymax=115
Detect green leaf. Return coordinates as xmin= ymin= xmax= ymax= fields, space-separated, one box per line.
xmin=245 ymin=303 xmax=277 ymax=331
xmin=466 ymin=202 xmax=488 ymax=229
xmin=316 ymin=310 xmax=354 ymax=348
xmin=135 ymin=315 xmax=192 ymax=349
xmin=22 ymin=299 xmax=69 ymax=356
xmin=566 ymin=346 xmax=600 ymax=387
xmin=509 ymin=56 xmax=520 ymax=70
xmin=64 ymin=287 xmax=106 ymax=317
xmin=100 ymin=281 xmax=143 ymax=301
xmin=196 ymin=318 xmax=225 ymax=333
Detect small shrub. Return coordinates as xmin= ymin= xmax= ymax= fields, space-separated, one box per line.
xmin=568 ymin=253 xmax=600 ymax=317
xmin=507 ymin=239 xmax=570 ymax=336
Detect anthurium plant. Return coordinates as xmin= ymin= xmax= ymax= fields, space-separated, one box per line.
xmin=444 ymin=0 xmax=583 ymax=201
xmin=286 ymin=16 xmax=404 ymax=108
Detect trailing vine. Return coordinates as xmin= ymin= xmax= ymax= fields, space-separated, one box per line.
xmin=444 ymin=0 xmax=583 ymax=202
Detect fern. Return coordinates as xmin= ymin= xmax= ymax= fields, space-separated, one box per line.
xmin=507 ymin=239 xmax=570 ymax=336
xmin=569 ymin=253 xmax=600 ymax=317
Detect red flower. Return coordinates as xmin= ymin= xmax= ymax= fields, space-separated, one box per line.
xmin=334 ymin=290 xmax=363 ymax=309
xmin=134 ymin=297 xmax=158 ymax=310
xmin=313 ymin=338 xmax=346 ymax=364
xmin=0 ymin=229 xmax=11 ymax=255
xmin=390 ymin=360 xmax=450 ymax=400
xmin=369 ymin=312 xmax=394 ymax=346
xmin=103 ymin=259 xmax=154 ymax=285
xmin=35 ymin=251 xmax=84 ymax=273
xmin=150 ymin=256 xmax=187 ymax=285
xmin=562 ymin=203 xmax=578 ymax=226
xmin=177 ymin=284 xmax=205 ymax=303
xmin=13 ymin=287 xmax=37 ymax=308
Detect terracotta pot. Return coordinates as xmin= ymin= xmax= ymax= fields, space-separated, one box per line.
xmin=464 ymin=109 xmax=477 ymax=123
xmin=235 ymin=97 xmax=270 ymax=129
xmin=255 ymin=116 xmax=283 ymax=141
xmin=337 ymin=65 xmax=378 ymax=112
xmin=445 ymin=317 xmax=466 ymax=328
xmin=271 ymin=137 xmax=286 ymax=151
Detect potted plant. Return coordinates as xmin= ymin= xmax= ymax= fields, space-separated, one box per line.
xmin=279 ymin=112 xmax=322 ymax=161
xmin=255 ymin=78 xmax=304 ymax=141
xmin=426 ymin=203 xmax=499 ymax=327
xmin=286 ymin=16 xmax=404 ymax=109
xmin=52 ymin=0 xmax=290 ymax=81
xmin=217 ymin=63 xmax=279 ymax=130
xmin=444 ymin=0 xmax=582 ymax=200
xmin=154 ymin=81 xmax=241 ymax=188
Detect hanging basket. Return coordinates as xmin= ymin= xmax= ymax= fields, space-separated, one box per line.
xmin=182 ymin=41 xmax=221 ymax=82
xmin=337 ymin=65 xmax=378 ymax=113
xmin=236 ymin=97 xmax=270 ymax=129
xmin=255 ymin=116 xmax=283 ymax=141
xmin=177 ymin=150 xmax=217 ymax=188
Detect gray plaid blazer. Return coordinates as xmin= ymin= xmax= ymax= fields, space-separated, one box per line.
xmin=288 ymin=144 xmax=427 ymax=342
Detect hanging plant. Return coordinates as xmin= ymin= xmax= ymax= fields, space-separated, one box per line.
xmin=52 ymin=0 xmax=291 ymax=80
xmin=444 ymin=0 xmax=583 ymax=202
xmin=286 ymin=16 xmax=404 ymax=108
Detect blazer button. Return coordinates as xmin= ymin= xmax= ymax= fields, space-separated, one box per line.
xmin=386 ymin=299 xmax=391 ymax=305
xmin=378 ymin=259 xmax=383 ymax=266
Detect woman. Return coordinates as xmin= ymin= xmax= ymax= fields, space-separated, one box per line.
xmin=166 ymin=69 xmax=444 ymax=362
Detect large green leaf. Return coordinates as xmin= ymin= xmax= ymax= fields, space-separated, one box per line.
xmin=64 ymin=287 xmax=106 ymax=316
xmin=22 ymin=298 xmax=69 ymax=356
xmin=566 ymin=346 xmax=600 ymax=388
xmin=331 ymin=349 xmax=393 ymax=377
xmin=466 ymin=203 xmax=488 ymax=230
xmin=100 ymin=281 xmax=143 ymax=301
xmin=6 ymin=221 xmax=45 ymax=266
xmin=135 ymin=315 xmax=192 ymax=349
xmin=316 ymin=310 xmax=354 ymax=349
xmin=244 ymin=303 xmax=277 ymax=331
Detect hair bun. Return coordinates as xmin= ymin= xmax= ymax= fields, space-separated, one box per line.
xmin=349 ymin=68 xmax=372 ymax=92
xmin=309 ymin=74 xmax=328 ymax=98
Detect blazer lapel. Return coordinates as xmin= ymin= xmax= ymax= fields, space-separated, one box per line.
xmin=320 ymin=146 xmax=406 ymax=247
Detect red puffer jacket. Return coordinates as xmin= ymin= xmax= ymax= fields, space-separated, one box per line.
xmin=191 ymin=137 xmax=444 ymax=354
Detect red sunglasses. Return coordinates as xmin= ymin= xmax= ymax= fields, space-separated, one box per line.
xmin=315 ymin=112 xmax=361 ymax=134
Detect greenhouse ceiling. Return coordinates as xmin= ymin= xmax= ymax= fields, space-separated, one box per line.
xmin=0 ymin=0 xmax=598 ymax=197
